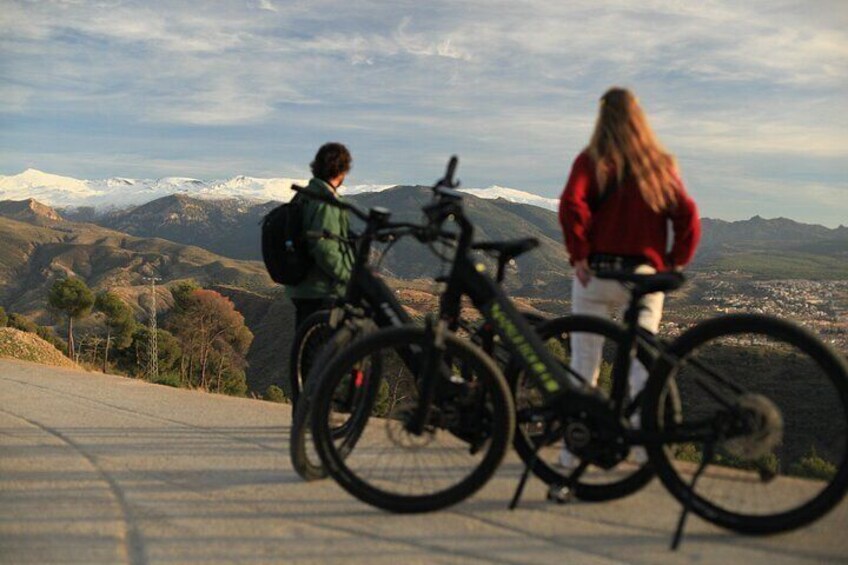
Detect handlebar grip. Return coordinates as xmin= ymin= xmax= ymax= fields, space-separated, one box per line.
xmin=445 ymin=155 xmax=458 ymax=187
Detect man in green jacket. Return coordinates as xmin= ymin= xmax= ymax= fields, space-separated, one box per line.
xmin=287 ymin=142 xmax=354 ymax=328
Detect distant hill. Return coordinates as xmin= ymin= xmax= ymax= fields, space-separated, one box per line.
xmin=85 ymin=194 xmax=277 ymax=261
xmin=0 ymin=198 xmax=63 ymax=226
xmin=696 ymin=216 xmax=848 ymax=279
xmin=57 ymin=187 xmax=572 ymax=296
xmin=699 ymin=216 xmax=847 ymax=249
xmin=349 ymin=186 xmax=571 ymax=297
xmin=0 ymin=213 xmax=271 ymax=320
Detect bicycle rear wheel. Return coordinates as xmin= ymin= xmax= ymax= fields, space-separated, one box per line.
xmin=311 ymin=326 xmax=515 ymax=513
xmin=643 ymin=313 xmax=848 ymax=534
xmin=508 ymin=315 xmax=662 ymax=501
xmin=289 ymin=310 xmax=335 ymax=407
xmin=290 ymin=320 xmax=376 ymax=481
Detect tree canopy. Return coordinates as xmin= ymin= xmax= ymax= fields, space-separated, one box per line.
xmin=166 ymin=288 xmax=253 ymax=394
xmin=47 ymin=277 xmax=95 ymax=358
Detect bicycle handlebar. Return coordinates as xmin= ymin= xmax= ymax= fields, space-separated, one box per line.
xmin=306 ymin=223 xmax=456 ymax=246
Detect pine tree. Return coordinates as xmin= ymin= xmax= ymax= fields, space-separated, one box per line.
xmin=48 ymin=278 xmax=95 ymax=359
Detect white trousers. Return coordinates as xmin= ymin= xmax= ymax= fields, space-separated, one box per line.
xmin=570 ymin=266 xmax=665 ymax=400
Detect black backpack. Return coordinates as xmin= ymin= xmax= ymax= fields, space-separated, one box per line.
xmin=261 ymin=192 xmax=313 ymax=285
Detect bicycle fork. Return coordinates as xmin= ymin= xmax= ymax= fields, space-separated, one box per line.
xmin=407 ymin=316 xmax=447 ymax=436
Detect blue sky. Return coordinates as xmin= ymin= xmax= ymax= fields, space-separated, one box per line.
xmin=1 ymin=0 xmax=847 ymax=226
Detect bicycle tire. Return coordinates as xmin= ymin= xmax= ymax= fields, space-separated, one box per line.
xmin=643 ymin=313 xmax=848 ymax=534
xmin=311 ymin=325 xmax=515 ymax=513
xmin=507 ymin=314 xmax=663 ymax=501
xmin=290 ymin=322 xmax=365 ymax=481
xmin=289 ymin=310 xmax=334 ymax=407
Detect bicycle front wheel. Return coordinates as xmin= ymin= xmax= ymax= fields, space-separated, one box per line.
xmin=643 ymin=313 xmax=848 ymax=534
xmin=311 ymin=326 xmax=515 ymax=513
xmin=508 ymin=314 xmax=661 ymax=501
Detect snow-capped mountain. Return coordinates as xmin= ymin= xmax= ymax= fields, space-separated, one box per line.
xmin=0 ymin=168 xmax=308 ymax=210
xmin=459 ymin=186 xmax=558 ymax=211
xmin=0 ymin=168 xmax=559 ymax=212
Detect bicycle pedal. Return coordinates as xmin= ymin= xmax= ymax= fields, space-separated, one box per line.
xmin=547 ymin=484 xmax=573 ymax=504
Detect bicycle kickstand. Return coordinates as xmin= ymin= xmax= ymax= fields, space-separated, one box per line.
xmin=671 ymin=442 xmax=715 ymax=551
xmin=509 ymin=445 xmax=541 ymax=510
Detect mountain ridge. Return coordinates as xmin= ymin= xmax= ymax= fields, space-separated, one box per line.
xmin=0 ymin=168 xmax=559 ymax=214
xmin=3 ymin=191 xmax=846 ymax=284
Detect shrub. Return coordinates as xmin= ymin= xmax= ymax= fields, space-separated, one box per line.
xmin=36 ymin=325 xmax=67 ymax=353
xmin=673 ymin=443 xmax=702 ymax=464
xmin=264 ymin=384 xmax=288 ymax=403
xmin=0 ymin=306 xmax=7 ymax=327
xmin=371 ymin=380 xmax=391 ymax=418
xmin=788 ymin=447 xmax=837 ymax=481
xmin=150 ymin=372 xmax=182 ymax=388
xmin=219 ymin=369 xmax=248 ymax=397
xmin=8 ymin=313 xmax=37 ymax=333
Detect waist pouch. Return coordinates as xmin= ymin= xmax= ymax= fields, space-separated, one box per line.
xmin=588 ymin=253 xmax=648 ymax=272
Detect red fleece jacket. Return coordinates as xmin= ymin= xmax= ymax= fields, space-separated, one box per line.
xmin=559 ymin=152 xmax=701 ymax=270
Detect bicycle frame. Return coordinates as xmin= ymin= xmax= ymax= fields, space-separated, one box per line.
xmin=340 ymin=234 xmax=412 ymax=330
xmin=418 ymin=195 xmax=607 ymax=429
xmin=422 ymin=192 xmax=724 ymax=451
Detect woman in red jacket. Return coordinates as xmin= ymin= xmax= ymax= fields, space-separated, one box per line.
xmin=558 ymin=87 xmax=701 ymax=468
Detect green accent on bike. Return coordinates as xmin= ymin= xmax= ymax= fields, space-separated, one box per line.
xmin=488 ymin=301 xmax=560 ymax=393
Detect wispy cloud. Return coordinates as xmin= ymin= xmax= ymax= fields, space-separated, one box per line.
xmin=257 ymin=0 xmax=278 ymax=13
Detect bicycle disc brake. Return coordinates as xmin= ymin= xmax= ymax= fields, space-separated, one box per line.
xmin=722 ymin=393 xmax=784 ymax=460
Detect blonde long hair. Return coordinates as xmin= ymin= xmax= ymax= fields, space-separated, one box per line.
xmin=587 ymin=88 xmax=679 ymax=213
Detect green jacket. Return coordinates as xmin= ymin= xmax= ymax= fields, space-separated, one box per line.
xmin=286 ymin=178 xmax=354 ymax=300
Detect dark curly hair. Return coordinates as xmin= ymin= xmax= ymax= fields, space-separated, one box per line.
xmin=310 ymin=142 xmax=352 ymax=182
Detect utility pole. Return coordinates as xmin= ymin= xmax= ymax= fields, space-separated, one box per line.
xmin=143 ymin=276 xmax=161 ymax=380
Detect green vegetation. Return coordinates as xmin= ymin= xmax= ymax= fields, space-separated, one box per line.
xmin=372 ymin=380 xmax=391 ymax=418
xmin=149 ymin=372 xmax=182 ymax=388
xmin=94 ymin=291 xmax=136 ymax=372
xmin=264 ymin=384 xmax=288 ymax=403
xmin=48 ymin=277 xmax=94 ymax=358
xmin=788 ymin=447 xmax=837 ymax=481
xmin=3 ymin=311 xmax=67 ymax=353
xmin=113 ymin=327 xmax=183 ymax=379
xmin=8 ymin=312 xmax=38 ymax=333
xmin=35 ymin=325 xmax=67 ymax=353
xmin=166 ymin=283 xmax=253 ymax=396
xmin=671 ymin=442 xmax=840 ymax=482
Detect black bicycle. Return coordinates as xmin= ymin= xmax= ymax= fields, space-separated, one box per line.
xmin=288 ymin=192 xmax=448 ymax=481
xmin=309 ymin=157 xmax=848 ymax=542
xmin=289 ymin=181 xmax=542 ymax=482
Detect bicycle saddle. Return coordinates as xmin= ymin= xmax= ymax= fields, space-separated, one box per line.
xmin=471 ymin=237 xmax=540 ymax=262
xmin=594 ymin=270 xmax=686 ymax=295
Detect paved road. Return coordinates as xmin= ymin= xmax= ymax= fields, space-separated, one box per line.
xmin=1 ymin=359 xmax=846 ymax=564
